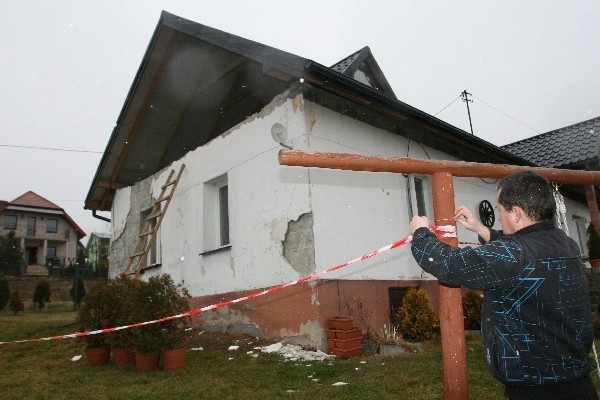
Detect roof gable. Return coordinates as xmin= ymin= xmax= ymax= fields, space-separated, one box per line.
xmin=502 ymin=116 xmax=600 ymax=169
xmin=85 ymin=11 xmax=531 ymax=212
xmin=330 ymin=47 xmax=396 ymax=99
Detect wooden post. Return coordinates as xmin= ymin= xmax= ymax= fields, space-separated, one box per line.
xmin=432 ymin=172 xmax=468 ymax=400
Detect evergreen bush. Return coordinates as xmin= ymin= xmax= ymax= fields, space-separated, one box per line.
xmin=462 ymin=290 xmax=483 ymax=330
xmin=70 ymin=278 xmax=86 ymax=309
xmin=0 ymin=276 xmax=10 ymax=311
xmin=78 ymin=280 xmax=116 ymax=347
xmin=587 ymin=224 xmax=600 ymax=260
xmin=395 ymin=287 xmax=439 ymax=342
xmin=9 ymin=290 xmax=24 ymax=315
xmin=0 ymin=231 xmax=23 ymax=276
xmin=33 ymin=280 xmax=51 ymax=311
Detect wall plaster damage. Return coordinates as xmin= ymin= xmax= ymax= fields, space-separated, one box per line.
xmin=109 ymin=177 xmax=156 ymax=276
xmin=282 ymin=212 xmax=316 ymax=277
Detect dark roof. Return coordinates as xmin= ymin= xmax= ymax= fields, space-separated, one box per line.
xmin=502 ymin=116 xmax=600 ymax=169
xmin=330 ymin=47 xmax=396 ymax=99
xmin=3 ymin=191 xmax=86 ymax=239
xmin=85 ymin=11 xmax=531 ymax=212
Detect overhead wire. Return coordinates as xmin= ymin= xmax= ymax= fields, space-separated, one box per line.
xmin=0 ymin=144 xmax=102 ymax=154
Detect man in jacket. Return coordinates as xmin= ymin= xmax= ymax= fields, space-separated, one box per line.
xmin=409 ymin=171 xmax=598 ymax=399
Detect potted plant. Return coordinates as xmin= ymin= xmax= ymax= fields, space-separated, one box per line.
xmin=78 ymin=280 xmax=115 ymax=365
xmin=109 ymin=275 xmax=140 ymax=365
xmin=369 ymin=324 xmax=415 ymax=355
xmin=130 ymin=274 xmax=191 ymax=371
xmin=154 ymin=275 xmax=191 ymax=371
xmin=587 ymin=224 xmax=600 ymax=272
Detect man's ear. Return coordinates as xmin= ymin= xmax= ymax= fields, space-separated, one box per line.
xmin=512 ymin=206 xmax=524 ymax=224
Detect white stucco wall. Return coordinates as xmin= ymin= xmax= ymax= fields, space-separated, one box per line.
xmin=109 ymin=91 xmax=591 ymax=295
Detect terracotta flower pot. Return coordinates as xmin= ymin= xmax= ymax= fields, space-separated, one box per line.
xmin=112 ymin=347 xmax=135 ymax=365
xmin=86 ymin=345 xmax=111 ymax=365
xmin=161 ymin=348 xmax=187 ymax=371
xmin=135 ymin=351 xmax=160 ymax=371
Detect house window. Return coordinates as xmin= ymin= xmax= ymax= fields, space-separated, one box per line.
xmin=27 ymin=217 xmax=36 ymax=237
xmin=4 ymin=215 xmax=17 ymax=230
xmin=572 ymin=216 xmax=588 ymax=256
xmin=46 ymin=218 xmax=58 ymax=233
xmin=203 ymin=174 xmax=230 ymax=252
xmin=405 ymin=175 xmax=431 ymax=220
xmin=219 ymin=185 xmax=230 ymax=246
xmin=46 ymin=246 xmax=57 ymax=260
xmin=140 ymin=207 xmax=161 ymax=267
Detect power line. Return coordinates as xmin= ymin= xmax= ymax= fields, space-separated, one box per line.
xmin=0 ymin=144 xmax=103 ymax=154
xmin=434 ymin=94 xmax=462 ymax=116
xmin=472 ymin=95 xmax=541 ymax=134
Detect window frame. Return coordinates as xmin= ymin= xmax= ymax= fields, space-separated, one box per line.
xmin=405 ymin=174 xmax=432 ymax=220
xmin=202 ymin=173 xmax=230 ymax=254
xmin=46 ymin=218 xmax=58 ymax=233
xmin=4 ymin=215 xmax=17 ymax=230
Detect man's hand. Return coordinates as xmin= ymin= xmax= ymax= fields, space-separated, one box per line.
xmin=454 ymin=205 xmax=490 ymax=242
xmin=409 ymin=216 xmax=429 ymax=235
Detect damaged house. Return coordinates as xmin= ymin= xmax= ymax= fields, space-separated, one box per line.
xmin=84 ymin=11 xmax=592 ymax=350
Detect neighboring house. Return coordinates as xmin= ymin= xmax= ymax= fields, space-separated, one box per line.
xmin=1 ymin=191 xmax=86 ymax=274
xmin=84 ymin=12 xmax=591 ymax=349
xmin=86 ymin=232 xmax=110 ymax=276
xmin=502 ymin=116 xmax=600 ymax=256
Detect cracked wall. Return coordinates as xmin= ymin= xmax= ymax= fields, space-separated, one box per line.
xmin=282 ymin=212 xmax=316 ymax=276
xmin=108 ymin=177 xmax=155 ymax=277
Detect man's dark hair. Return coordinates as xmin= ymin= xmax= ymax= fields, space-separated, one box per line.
xmin=497 ymin=171 xmax=555 ymax=222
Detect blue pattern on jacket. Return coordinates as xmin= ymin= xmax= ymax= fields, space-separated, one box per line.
xmin=411 ymin=221 xmax=595 ymax=386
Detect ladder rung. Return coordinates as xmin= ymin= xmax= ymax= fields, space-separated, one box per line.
xmin=155 ymin=195 xmax=170 ymax=203
xmin=129 ymin=251 xmax=144 ymax=258
xmin=139 ymin=231 xmax=153 ymax=238
xmin=162 ymin=180 xmax=176 ymax=189
xmin=146 ymin=213 xmax=161 ymax=220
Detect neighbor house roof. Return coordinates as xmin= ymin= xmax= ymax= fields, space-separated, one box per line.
xmin=85 ymin=11 xmax=532 ymax=212
xmin=502 ymin=116 xmax=600 ymax=169
xmin=4 ymin=191 xmax=86 ymax=239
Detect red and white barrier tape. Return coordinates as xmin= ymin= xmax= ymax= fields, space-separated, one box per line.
xmin=0 ymin=225 xmax=461 ymax=345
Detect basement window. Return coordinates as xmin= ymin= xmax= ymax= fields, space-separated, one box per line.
xmin=202 ymin=173 xmax=230 ymax=254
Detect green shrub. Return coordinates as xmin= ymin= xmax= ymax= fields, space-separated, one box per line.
xmin=109 ymin=275 xmax=143 ymax=349
xmin=70 ymin=278 xmax=86 ymax=308
xmin=78 ymin=280 xmax=115 ymax=347
xmin=131 ymin=274 xmax=191 ymax=352
xmin=0 ymin=277 xmax=10 ymax=311
xmin=9 ymin=290 xmax=24 ymax=315
xmin=0 ymin=231 xmax=23 ymax=276
xmin=33 ymin=280 xmax=51 ymax=311
xmin=587 ymin=224 xmax=600 ymax=260
xmin=396 ymin=288 xmax=439 ymax=342
xmin=462 ymin=290 xmax=483 ymax=330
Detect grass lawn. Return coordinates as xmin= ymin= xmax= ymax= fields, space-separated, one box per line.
xmin=0 ymin=310 xmax=598 ymax=399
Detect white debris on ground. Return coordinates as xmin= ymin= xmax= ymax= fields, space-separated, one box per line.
xmin=70 ymin=355 xmax=82 ymax=362
xmin=332 ymin=382 xmax=349 ymax=386
xmin=228 ymin=345 xmax=240 ymax=351
xmin=258 ymin=342 xmax=332 ymax=362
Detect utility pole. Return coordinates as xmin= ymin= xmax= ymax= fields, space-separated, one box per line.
xmin=461 ymin=90 xmax=474 ymax=135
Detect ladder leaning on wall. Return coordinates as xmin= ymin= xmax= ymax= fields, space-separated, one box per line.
xmin=124 ymin=164 xmax=186 ymax=277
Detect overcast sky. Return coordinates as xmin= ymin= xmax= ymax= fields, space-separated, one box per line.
xmin=1 ymin=1 xmax=599 ymax=244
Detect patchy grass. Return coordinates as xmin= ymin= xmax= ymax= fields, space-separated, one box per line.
xmin=0 ymin=310 xmax=598 ymax=399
